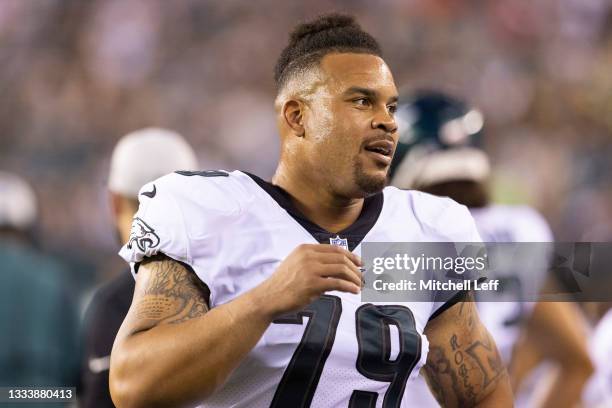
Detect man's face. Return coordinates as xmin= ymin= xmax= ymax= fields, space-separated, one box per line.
xmin=301 ymin=53 xmax=399 ymax=197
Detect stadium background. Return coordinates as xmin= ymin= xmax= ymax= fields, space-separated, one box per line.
xmin=2 ymin=0 xmax=612 ymax=289
xmin=1 ymin=0 xmax=611 ymax=367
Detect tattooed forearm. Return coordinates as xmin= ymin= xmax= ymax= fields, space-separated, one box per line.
xmin=442 ymin=330 xmax=503 ymax=406
xmin=423 ymin=297 xmax=509 ymax=407
xmin=422 ymin=347 xmax=452 ymax=405
xmin=464 ymin=333 xmax=504 ymax=389
xmin=130 ymin=255 xmax=210 ymax=332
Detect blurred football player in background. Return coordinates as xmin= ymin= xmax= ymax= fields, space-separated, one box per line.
xmin=581 ymin=302 xmax=612 ymax=407
xmin=390 ymin=90 xmax=594 ymax=408
xmin=0 ymin=171 xmax=79 ymax=388
xmin=79 ymin=128 xmax=198 ymax=407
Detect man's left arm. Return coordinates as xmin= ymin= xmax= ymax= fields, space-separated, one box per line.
xmin=421 ymin=294 xmax=514 ymax=407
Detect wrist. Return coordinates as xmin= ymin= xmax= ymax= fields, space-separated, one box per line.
xmin=241 ymin=284 xmax=280 ymax=323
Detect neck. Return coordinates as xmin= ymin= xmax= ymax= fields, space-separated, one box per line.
xmin=272 ymin=162 xmax=364 ymax=233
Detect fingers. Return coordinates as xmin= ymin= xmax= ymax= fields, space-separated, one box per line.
xmin=318 ymin=264 xmax=362 ymax=288
xmin=314 ymin=244 xmax=362 ymax=267
xmin=313 ymin=249 xmax=363 ymax=288
xmin=317 ymin=252 xmax=361 ymax=276
xmin=310 ymin=244 xmax=364 ymax=291
xmin=291 ymin=243 xmax=365 ymax=296
xmin=320 ymin=278 xmax=361 ymax=295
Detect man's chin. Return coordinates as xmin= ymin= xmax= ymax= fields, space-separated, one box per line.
xmin=354 ymin=170 xmax=387 ymax=196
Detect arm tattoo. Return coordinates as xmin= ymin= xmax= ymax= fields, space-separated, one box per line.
xmin=422 ymin=349 xmax=451 ymax=404
xmin=423 ymin=296 xmax=507 ymax=407
xmin=132 ymin=256 xmax=210 ymax=330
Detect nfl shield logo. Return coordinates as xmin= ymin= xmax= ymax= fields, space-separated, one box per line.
xmin=329 ymin=235 xmax=349 ymax=251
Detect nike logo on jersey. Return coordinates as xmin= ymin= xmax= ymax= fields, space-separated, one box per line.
xmin=141 ymin=184 xmax=156 ymax=198
xmin=88 ymin=355 xmax=111 ymax=374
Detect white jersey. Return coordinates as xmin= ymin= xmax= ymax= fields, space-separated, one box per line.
xmin=119 ymin=170 xmax=482 ymax=408
xmin=583 ymin=309 xmax=612 ymax=407
xmin=401 ymin=204 xmax=553 ymax=408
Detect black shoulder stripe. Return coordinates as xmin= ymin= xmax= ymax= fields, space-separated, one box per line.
xmin=175 ymin=170 xmax=229 ymax=177
xmin=428 ymin=277 xmax=486 ymax=321
xmin=427 ymin=290 xmax=469 ymax=322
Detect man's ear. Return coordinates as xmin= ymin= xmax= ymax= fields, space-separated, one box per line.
xmin=282 ymin=99 xmax=305 ymax=137
xmin=109 ymin=192 xmax=122 ymax=218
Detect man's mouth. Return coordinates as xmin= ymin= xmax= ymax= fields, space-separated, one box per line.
xmin=363 ymin=140 xmax=394 ymax=165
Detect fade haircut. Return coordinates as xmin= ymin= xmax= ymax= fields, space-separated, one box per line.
xmin=274 ymin=13 xmax=382 ymax=90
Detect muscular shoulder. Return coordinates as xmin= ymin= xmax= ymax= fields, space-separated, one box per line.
xmin=144 ymin=170 xmax=256 ymax=224
xmin=383 ymin=186 xmax=482 ymax=242
xmin=119 ymin=170 xmax=256 ymax=266
xmin=144 ymin=170 xmax=254 ymax=216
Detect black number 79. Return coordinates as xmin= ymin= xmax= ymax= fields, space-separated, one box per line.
xmin=270 ymin=295 xmax=421 ymax=408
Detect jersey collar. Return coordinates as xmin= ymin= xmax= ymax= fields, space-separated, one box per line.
xmin=245 ymin=172 xmax=383 ymax=251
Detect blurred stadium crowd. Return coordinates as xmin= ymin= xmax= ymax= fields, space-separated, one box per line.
xmin=1 ymin=0 xmax=612 ymax=405
xmin=2 ymin=0 xmax=612 ymax=286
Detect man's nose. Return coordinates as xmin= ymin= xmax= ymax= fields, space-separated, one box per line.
xmin=371 ymin=108 xmax=397 ymax=134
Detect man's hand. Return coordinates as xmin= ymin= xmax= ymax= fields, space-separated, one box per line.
xmin=421 ymin=294 xmax=513 ymax=407
xmin=253 ymin=244 xmax=363 ymax=318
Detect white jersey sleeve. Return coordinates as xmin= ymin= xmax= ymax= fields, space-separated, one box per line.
xmin=404 ymin=190 xmax=484 ymax=319
xmin=408 ymin=191 xmax=483 ymax=243
xmin=118 ymin=171 xmax=244 ymax=299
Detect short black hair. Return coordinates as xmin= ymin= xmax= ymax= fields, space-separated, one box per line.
xmin=274 ymin=13 xmax=382 ymax=90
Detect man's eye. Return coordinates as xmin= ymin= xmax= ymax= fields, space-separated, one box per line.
xmin=354 ymin=98 xmax=371 ymax=107
xmin=388 ymin=104 xmax=397 ymax=114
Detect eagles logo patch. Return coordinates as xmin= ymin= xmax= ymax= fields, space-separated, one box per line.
xmin=127 ymin=217 xmax=161 ymax=252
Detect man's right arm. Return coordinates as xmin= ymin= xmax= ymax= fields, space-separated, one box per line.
xmin=109 ymin=255 xmax=274 ymax=408
xmin=110 ymin=245 xmax=362 ymax=408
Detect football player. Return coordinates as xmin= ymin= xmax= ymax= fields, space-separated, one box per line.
xmin=110 ymin=14 xmax=512 ymax=407
xmin=582 ymin=303 xmax=612 ymax=407
xmin=390 ymin=90 xmax=593 ymax=407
